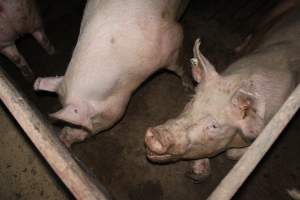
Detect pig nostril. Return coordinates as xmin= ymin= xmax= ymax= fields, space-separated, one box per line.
xmin=145 ymin=128 xmax=166 ymax=154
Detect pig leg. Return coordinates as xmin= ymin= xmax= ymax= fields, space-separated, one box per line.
xmin=167 ymin=64 xmax=193 ymax=90
xmin=34 ymin=76 xmax=63 ymax=92
xmin=226 ymin=147 xmax=249 ymax=160
xmin=32 ymin=29 xmax=55 ymax=55
xmin=185 ymin=158 xmax=211 ymax=183
xmin=1 ymin=45 xmax=34 ymax=80
xmin=59 ymin=127 xmax=89 ymax=147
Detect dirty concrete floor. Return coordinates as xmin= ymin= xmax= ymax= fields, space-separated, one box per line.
xmin=0 ymin=104 xmax=71 ymax=200
xmin=0 ymin=0 xmax=299 ymax=199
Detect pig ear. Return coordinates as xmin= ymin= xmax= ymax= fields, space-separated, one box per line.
xmin=50 ymin=104 xmax=93 ymax=131
xmin=231 ymin=82 xmax=265 ymax=140
xmin=190 ymin=38 xmax=219 ymax=83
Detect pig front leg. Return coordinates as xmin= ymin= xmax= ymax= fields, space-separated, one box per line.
xmin=1 ymin=45 xmax=34 ymax=80
xmin=59 ymin=127 xmax=90 ymax=148
xmin=185 ymin=158 xmax=211 ymax=183
xmin=226 ymin=147 xmax=249 ymax=160
xmin=32 ymin=29 xmax=55 ymax=55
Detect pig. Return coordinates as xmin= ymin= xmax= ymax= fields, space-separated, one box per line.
xmin=235 ymin=0 xmax=296 ymax=55
xmin=34 ymin=0 xmax=191 ymax=147
xmin=0 ymin=0 xmax=55 ymax=80
xmin=145 ymin=5 xmax=300 ymax=182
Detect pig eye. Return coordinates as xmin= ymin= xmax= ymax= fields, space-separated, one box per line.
xmin=206 ymin=120 xmax=219 ymax=131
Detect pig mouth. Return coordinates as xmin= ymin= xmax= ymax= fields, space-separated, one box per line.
xmin=146 ymin=148 xmax=177 ymax=162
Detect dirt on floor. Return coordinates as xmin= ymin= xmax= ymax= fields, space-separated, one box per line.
xmin=0 ymin=0 xmax=299 ymax=200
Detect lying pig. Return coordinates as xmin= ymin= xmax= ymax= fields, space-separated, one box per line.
xmin=0 ymin=0 xmax=55 ymax=80
xmin=34 ymin=0 xmax=190 ymax=147
xmin=145 ymin=6 xmax=300 ymax=182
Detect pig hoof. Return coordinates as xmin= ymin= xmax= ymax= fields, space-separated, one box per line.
xmin=47 ymin=45 xmax=56 ymax=55
xmin=185 ymin=170 xmax=210 ymax=183
xmin=59 ymin=127 xmax=89 ymax=147
xmin=59 ymin=132 xmax=73 ymax=148
xmin=186 ymin=159 xmax=211 ymax=183
xmin=21 ymin=67 xmax=35 ymax=82
xmin=59 ymin=127 xmax=75 ymax=148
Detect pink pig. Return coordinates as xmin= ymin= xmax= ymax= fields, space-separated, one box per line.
xmin=34 ymin=0 xmax=190 ymax=147
xmin=145 ymin=5 xmax=300 ymax=182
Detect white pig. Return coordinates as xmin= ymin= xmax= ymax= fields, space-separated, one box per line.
xmin=145 ymin=5 xmax=300 ymax=182
xmin=34 ymin=0 xmax=190 ymax=147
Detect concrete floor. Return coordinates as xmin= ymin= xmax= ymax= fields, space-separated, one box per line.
xmin=0 ymin=0 xmax=299 ymax=199
xmin=0 ymin=104 xmax=71 ymax=200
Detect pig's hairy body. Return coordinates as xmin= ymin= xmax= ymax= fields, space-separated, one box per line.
xmin=35 ymin=0 xmax=188 ymax=146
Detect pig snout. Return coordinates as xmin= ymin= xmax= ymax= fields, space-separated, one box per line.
xmin=145 ymin=128 xmax=169 ymax=155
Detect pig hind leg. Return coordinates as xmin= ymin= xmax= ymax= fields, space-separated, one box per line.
xmin=1 ymin=45 xmax=34 ymax=80
xmin=167 ymin=64 xmax=194 ymax=90
xmin=185 ymin=158 xmax=211 ymax=183
xmin=32 ymin=29 xmax=55 ymax=55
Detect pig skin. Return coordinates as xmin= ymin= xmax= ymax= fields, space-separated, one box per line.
xmin=34 ymin=0 xmax=190 ymax=147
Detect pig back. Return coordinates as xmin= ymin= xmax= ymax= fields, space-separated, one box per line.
xmin=259 ymin=5 xmax=300 ymax=50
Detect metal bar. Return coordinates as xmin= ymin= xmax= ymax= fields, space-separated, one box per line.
xmin=207 ymin=83 xmax=300 ymax=200
xmin=0 ymin=68 xmax=110 ymax=200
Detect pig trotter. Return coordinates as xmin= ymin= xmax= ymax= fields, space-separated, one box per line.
xmin=1 ymin=45 xmax=34 ymax=81
xmin=59 ymin=127 xmax=89 ymax=147
xmin=185 ymin=159 xmax=211 ymax=183
xmin=33 ymin=29 xmax=55 ymax=55
xmin=20 ymin=65 xmax=35 ymax=81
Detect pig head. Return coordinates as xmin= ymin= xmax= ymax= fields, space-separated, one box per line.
xmin=145 ymin=39 xmax=266 ymax=163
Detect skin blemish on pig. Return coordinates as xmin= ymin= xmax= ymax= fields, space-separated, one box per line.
xmin=74 ymin=109 xmax=78 ymax=113
xmin=110 ymin=37 xmax=115 ymax=44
